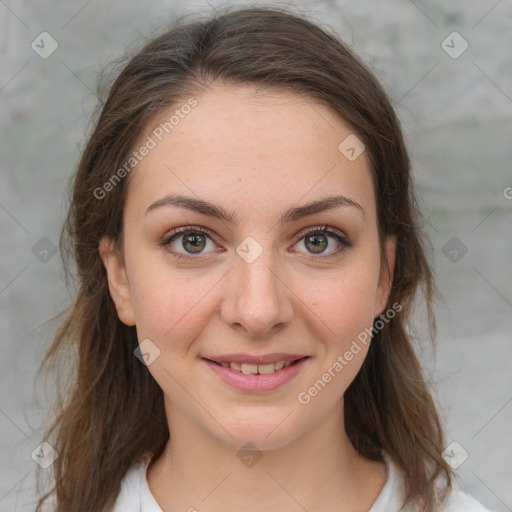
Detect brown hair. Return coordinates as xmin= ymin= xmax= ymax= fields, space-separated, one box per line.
xmin=36 ymin=5 xmax=453 ymax=511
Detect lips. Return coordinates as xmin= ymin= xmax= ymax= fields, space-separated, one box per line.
xmin=203 ymin=353 xmax=307 ymax=374
xmin=207 ymin=358 xmax=306 ymax=375
xmin=202 ymin=355 xmax=310 ymax=392
xmin=202 ymin=353 xmax=307 ymax=365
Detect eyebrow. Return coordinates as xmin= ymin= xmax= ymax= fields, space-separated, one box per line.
xmin=145 ymin=193 xmax=365 ymax=224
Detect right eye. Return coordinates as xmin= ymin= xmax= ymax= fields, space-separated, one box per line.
xmin=160 ymin=226 xmax=221 ymax=260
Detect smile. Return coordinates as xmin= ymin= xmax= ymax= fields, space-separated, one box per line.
xmin=211 ymin=359 xmax=299 ymax=374
xmin=202 ymin=356 xmax=310 ymax=392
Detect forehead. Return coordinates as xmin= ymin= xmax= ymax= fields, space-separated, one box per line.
xmin=124 ymin=84 xmax=376 ymax=223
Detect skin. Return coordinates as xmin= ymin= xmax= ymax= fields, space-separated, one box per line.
xmin=100 ymin=84 xmax=396 ymax=512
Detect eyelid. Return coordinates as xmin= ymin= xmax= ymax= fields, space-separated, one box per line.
xmin=160 ymin=224 xmax=351 ymax=260
xmin=294 ymin=225 xmax=349 ymax=244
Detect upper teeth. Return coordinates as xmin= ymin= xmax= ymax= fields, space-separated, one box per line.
xmin=220 ymin=361 xmax=293 ymax=374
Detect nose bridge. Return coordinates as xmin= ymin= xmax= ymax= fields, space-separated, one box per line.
xmin=221 ymin=235 xmax=293 ymax=336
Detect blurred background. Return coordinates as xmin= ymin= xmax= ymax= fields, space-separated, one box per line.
xmin=1 ymin=0 xmax=511 ymax=510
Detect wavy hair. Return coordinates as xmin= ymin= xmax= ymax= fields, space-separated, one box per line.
xmin=36 ymin=5 xmax=453 ymax=511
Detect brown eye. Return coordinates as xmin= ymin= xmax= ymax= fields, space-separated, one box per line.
xmin=160 ymin=225 xmax=351 ymax=261
xmin=304 ymin=233 xmax=329 ymax=254
xmin=293 ymin=226 xmax=352 ymax=258
xmin=181 ymin=232 xmax=207 ymax=253
xmin=160 ymin=227 xmax=218 ymax=260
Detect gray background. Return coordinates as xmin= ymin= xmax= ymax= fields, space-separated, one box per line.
xmin=1 ymin=0 xmax=511 ymax=510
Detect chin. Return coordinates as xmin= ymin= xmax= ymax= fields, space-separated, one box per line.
xmin=207 ymin=408 xmax=306 ymax=452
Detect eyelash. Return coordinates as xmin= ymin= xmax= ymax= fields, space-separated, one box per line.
xmin=159 ymin=225 xmax=352 ymax=261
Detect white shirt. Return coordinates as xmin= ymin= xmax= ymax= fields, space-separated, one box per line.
xmin=112 ymin=452 xmax=491 ymax=512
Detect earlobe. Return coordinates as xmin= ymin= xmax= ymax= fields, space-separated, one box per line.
xmin=375 ymin=236 xmax=397 ymax=317
xmin=99 ymin=237 xmax=136 ymax=326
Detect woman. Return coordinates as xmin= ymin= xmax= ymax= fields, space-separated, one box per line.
xmin=36 ymin=6 xmax=490 ymax=512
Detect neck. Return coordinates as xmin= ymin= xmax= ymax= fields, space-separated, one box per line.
xmin=147 ymin=401 xmax=387 ymax=512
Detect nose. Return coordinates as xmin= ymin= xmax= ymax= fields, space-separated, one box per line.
xmin=220 ymin=245 xmax=294 ymax=338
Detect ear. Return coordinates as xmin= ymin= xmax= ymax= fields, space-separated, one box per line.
xmin=374 ymin=235 xmax=396 ymax=317
xmin=99 ymin=237 xmax=136 ymax=326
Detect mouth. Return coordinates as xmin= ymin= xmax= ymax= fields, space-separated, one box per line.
xmin=203 ymin=357 xmax=309 ymax=375
xmin=201 ymin=355 xmax=310 ymax=392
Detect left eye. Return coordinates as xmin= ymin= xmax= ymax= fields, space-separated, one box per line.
xmin=160 ymin=226 xmax=350 ymax=260
xmin=294 ymin=227 xmax=350 ymax=256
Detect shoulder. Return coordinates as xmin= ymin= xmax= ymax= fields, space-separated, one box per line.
xmin=111 ymin=453 xmax=162 ymax=512
xmin=439 ymin=488 xmax=492 ymax=512
xmin=110 ymin=458 xmax=146 ymax=512
xmin=370 ymin=452 xmax=492 ymax=512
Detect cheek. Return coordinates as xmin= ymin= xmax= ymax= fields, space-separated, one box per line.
xmin=126 ymin=233 xmax=381 ymax=355
xmin=293 ymin=269 xmax=379 ymax=411
xmin=301 ymin=263 xmax=381 ymax=349
xmin=128 ymin=258 xmax=217 ymax=351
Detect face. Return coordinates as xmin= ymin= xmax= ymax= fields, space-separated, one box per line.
xmin=100 ymin=84 xmax=395 ymax=450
